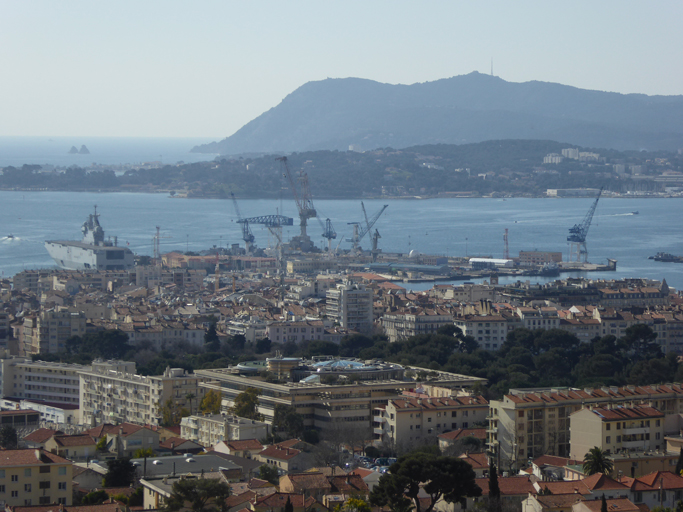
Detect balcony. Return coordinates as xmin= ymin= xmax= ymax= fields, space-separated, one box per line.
xmin=373 ymin=427 xmax=385 ymax=435
xmin=622 ymin=440 xmax=648 ymax=449
xmin=373 ymin=416 xmax=386 ymax=423
xmin=623 ymin=427 xmax=649 ymax=436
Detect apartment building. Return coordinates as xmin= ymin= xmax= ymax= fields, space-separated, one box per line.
xmin=381 ymin=308 xmax=453 ymax=342
xmin=454 ymin=314 xmax=514 ymax=350
xmin=0 ymin=310 xmax=8 ymax=350
xmin=180 ymin=414 xmax=269 ymax=447
xmin=22 ymin=310 xmax=86 ymax=355
xmin=0 ymin=357 xmax=87 ymax=406
xmin=373 ymin=395 xmax=488 ymax=448
xmin=0 ymin=449 xmax=72 ymax=506
xmin=569 ymin=406 xmax=665 ymax=460
xmin=196 ymin=365 xmax=482 ymax=433
xmin=326 ymin=283 xmax=373 ymax=333
xmin=488 ymin=383 xmax=683 ymax=471
xmin=79 ymin=360 xmax=205 ymax=426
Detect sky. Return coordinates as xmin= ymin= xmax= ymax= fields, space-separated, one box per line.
xmin=1 ymin=1 xmax=682 ymax=139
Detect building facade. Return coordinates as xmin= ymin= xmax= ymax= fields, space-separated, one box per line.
xmin=326 ymin=283 xmax=373 ymax=333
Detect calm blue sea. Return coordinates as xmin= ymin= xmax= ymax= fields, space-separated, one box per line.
xmin=0 ymin=137 xmax=218 ymax=167
xmin=1 ymin=192 xmax=682 ymax=292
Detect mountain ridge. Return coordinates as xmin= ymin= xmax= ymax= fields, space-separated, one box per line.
xmin=193 ymin=72 xmax=683 ymax=155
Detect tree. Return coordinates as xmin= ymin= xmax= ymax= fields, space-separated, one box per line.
xmin=82 ymin=490 xmax=109 ymax=505
xmin=134 ymin=448 xmax=155 ymax=458
xmin=186 ymin=392 xmax=197 ymax=414
xmin=338 ymin=498 xmax=372 ymax=512
xmin=104 ymin=458 xmax=137 ymax=487
xmin=489 ymin=463 xmax=501 ymax=512
xmin=273 ymin=404 xmax=304 ymax=438
xmin=96 ymin=436 xmax=108 ymax=452
xmin=199 ymin=389 xmax=222 ymax=415
xmin=601 ymin=495 xmax=608 ymax=512
xmin=258 ymin=464 xmax=279 ymax=485
xmin=370 ymin=452 xmax=481 ymax=512
xmin=284 ymin=496 xmax=294 ymax=512
xmin=204 ymin=323 xmax=220 ymax=352
xmin=582 ymin=447 xmax=614 ymax=476
xmin=0 ymin=426 xmax=18 ymax=449
xmin=676 ymin=448 xmax=683 ymax=476
xmin=162 ymin=478 xmax=231 ymax=512
xmin=231 ymin=387 xmax=263 ymax=420
xmin=160 ymin=398 xmax=191 ymax=427
xmin=255 ymin=337 xmax=272 ymax=354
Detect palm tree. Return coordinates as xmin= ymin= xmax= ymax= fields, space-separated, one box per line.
xmin=583 ymin=447 xmax=614 ymax=476
xmin=185 ymin=393 xmax=196 ymax=414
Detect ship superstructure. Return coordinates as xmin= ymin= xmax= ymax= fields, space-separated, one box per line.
xmin=45 ymin=207 xmax=135 ymax=270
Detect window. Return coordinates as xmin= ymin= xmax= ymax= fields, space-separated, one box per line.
xmin=606 ymin=436 xmax=611 ymax=444
xmin=58 ymin=482 xmax=67 ymax=490
xmin=606 ymin=423 xmax=611 ymax=431
xmin=452 ymin=411 xmax=457 ymax=417
xmin=24 ymin=469 xmax=31 ymax=477
xmin=656 ymin=420 xmax=661 ymax=427
xmin=39 ymin=497 xmax=51 ymax=505
xmin=58 ymin=467 xmax=67 ymax=476
xmin=24 ymin=484 xmax=31 ymax=492
xmin=11 ymin=491 xmax=18 ymax=498
xmin=58 ymin=498 xmax=67 ymax=505
xmin=617 ymin=436 xmax=621 ymax=443
xmin=0 ymin=485 xmax=4 ymax=493
xmin=617 ymin=423 xmax=621 ymax=430
xmin=39 ymin=481 xmax=50 ymax=489
xmin=24 ymin=499 xmax=31 ymax=506
xmin=39 ymin=466 xmax=50 ymax=474
xmin=11 ymin=475 xmax=18 ymax=482
xmin=519 ymin=411 xmax=524 ymax=418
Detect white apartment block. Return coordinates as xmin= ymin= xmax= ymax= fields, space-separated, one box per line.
xmin=326 ymin=282 xmax=373 ymax=333
xmin=382 ymin=309 xmax=453 ymax=342
xmin=0 ymin=357 xmax=87 ymax=405
xmin=79 ymin=360 xmax=205 ymax=426
xmin=22 ymin=310 xmax=86 ymax=355
xmin=374 ymin=395 xmax=488 ymax=449
xmin=180 ymin=414 xmax=269 ymax=448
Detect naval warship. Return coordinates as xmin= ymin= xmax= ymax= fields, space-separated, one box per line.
xmin=45 ymin=207 xmax=135 ymax=270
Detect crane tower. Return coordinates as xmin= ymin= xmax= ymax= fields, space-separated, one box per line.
xmin=567 ymin=187 xmax=603 ymax=262
xmin=277 ymin=156 xmax=317 ymax=252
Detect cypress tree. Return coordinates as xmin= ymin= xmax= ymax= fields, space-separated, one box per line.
xmin=601 ymin=495 xmax=608 ymax=512
xmin=489 ymin=463 xmax=501 ymax=512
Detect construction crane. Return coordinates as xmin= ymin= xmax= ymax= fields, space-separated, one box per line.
xmin=230 ymin=193 xmax=255 ymax=253
xmin=371 ymin=229 xmax=381 ymax=262
xmin=321 ymin=218 xmax=337 ymax=252
xmin=348 ymin=202 xmax=388 ymax=250
xmin=567 ymin=187 xmax=603 ymax=262
xmin=277 ymin=156 xmax=317 ymax=250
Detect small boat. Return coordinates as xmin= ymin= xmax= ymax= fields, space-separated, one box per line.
xmin=6 ymin=234 xmax=14 ymax=239
xmin=632 ymin=211 xmax=639 ymax=215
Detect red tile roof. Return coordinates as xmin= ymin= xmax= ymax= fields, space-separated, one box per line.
xmin=533 ymin=494 xmax=583 ymax=508
xmin=159 ymin=437 xmax=198 ymax=450
xmin=7 ymin=503 xmax=124 ymax=512
xmin=258 ymin=444 xmax=300 ymax=461
xmin=579 ymin=498 xmax=640 ymax=512
xmin=0 ymin=449 xmax=70 ymax=466
xmin=475 ymin=476 xmax=534 ymax=496
xmin=585 ymin=406 xmax=664 ymax=421
xmin=83 ymin=422 xmax=148 ymax=438
xmin=225 ymin=491 xmax=256 ymax=508
xmin=581 ymin=473 xmax=629 ymax=491
xmin=254 ymin=493 xmax=319 ymax=509
xmin=23 ymin=428 xmax=62 ymax=444
xmin=227 ymin=439 xmax=263 ymax=452
xmin=439 ymin=428 xmax=487 ymax=442
xmin=391 ymin=396 xmax=488 ymax=410
xmin=459 ymin=453 xmax=489 ymax=470
xmin=627 ymin=471 xmax=683 ymax=491
xmin=53 ymin=435 xmax=97 ymax=447
xmin=283 ymin=473 xmax=331 ymax=492
xmin=329 ymin=474 xmax=369 ymax=494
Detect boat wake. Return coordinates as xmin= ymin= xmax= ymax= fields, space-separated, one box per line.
xmin=0 ymin=236 xmax=21 ymax=242
xmin=607 ymin=212 xmax=637 ymax=216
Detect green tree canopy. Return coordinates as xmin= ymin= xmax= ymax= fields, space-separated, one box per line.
xmin=0 ymin=426 xmax=18 ymax=449
xmin=162 ymin=478 xmax=231 ymax=512
xmin=104 ymin=458 xmax=137 ymax=487
xmin=258 ymin=464 xmax=279 ymax=485
xmin=370 ymin=452 xmax=481 ymax=512
xmin=199 ymin=389 xmax=222 ymax=415
xmin=231 ymin=387 xmax=263 ymax=420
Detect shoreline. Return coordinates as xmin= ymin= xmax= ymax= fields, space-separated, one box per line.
xmin=0 ymin=188 xmax=680 ymax=200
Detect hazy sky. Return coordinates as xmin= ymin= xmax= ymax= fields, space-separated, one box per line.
xmin=1 ymin=1 xmax=682 ymax=138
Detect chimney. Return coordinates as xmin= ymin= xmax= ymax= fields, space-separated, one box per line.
xmin=35 ymin=449 xmax=41 ymax=461
xmin=119 ymin=426 xmax=124 ymax=436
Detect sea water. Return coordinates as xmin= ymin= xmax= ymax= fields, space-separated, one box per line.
xmin=0 ymin=136 xmax=218 ymax=168
xmin=1 ymin=191 xmax=682 ymax=292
